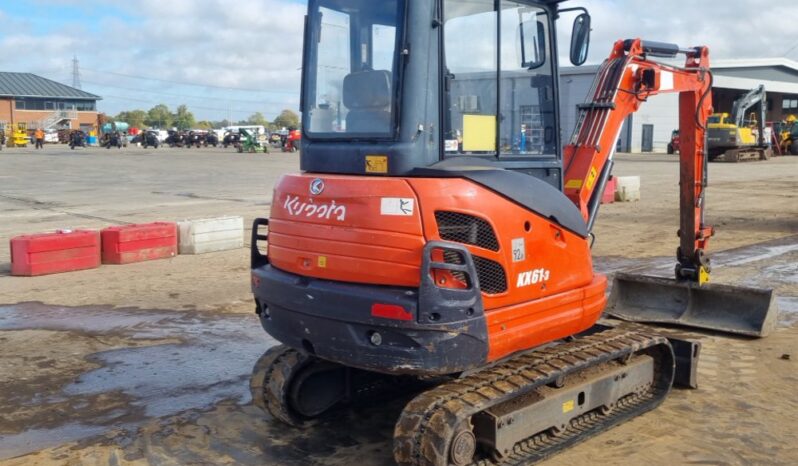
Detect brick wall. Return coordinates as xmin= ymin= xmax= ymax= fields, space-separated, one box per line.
xmin=0 ymin=97 xmax=98 ymax=132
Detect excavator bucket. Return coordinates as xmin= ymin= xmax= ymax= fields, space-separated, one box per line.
xmin=606 ymin=273 xmax=779 ymax=337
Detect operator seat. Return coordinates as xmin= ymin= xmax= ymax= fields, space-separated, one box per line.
xmin=343 ymin=70 xmax=392 ymax=133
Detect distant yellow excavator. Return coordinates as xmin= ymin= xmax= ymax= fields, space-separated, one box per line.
xmin=707 ymin=85 xmax=772 ymax=162
xmin=777 ymin=114 xmax=798 ymax=155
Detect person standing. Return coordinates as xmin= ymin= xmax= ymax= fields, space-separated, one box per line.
xmin=34 ymin=127 xmax=44 ymax=149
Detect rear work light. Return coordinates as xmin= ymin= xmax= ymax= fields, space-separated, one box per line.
xmin=371 ymin=303 xmax=413 ymax=321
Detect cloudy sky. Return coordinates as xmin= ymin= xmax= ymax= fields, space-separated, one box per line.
xmin=1 ymin=0 xmax=796 ymax=121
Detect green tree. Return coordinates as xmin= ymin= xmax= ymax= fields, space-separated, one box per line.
xmin=115 ymin=109 xmax=147 ymax=128
xmin=272 ymin=109 xmax=300 ymax=130
xmin=146 ymin=104 xmax=173 ymax=129
xmin=247 ymin=112 xmax=269 ymax=126
xmin=196 ymin=120 xmax=213 ymax=130
xmin=211 ymin=119 xmax=231 ymax=129
xmin=173 ymin=104 xmax=196 ymax=130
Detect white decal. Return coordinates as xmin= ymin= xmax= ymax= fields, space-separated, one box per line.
xmin=517 ymin=268 xmax=551 ymax=288
xmin=659 ymin=70 xmax=674 ymax=91
xmin=445 ymin=140 xmax=459 ymax=152
xmin=381 ymin=198 xmax=414 ymax=216
xmin=511 ymin=238 xmax=525 ymax=263
xmin=283 ymin=195 xmax=346 ymax=221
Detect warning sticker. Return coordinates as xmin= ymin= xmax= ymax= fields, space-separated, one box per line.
xmin=365 ymin=155 xmax=388 ymax=173
xmin=586 ymin=167 xmax=599 ymax=191
xmin=445 ymin=140 xmax=459 ymax=152
xmin=317 ymin=256 xmax=327 ymax=268
xmin=381 ymin=198 xmax=414 ymax=216
xmin=565 ymin=179 xmax=583 ymax=190
xmin=562 ymin=399 xmax=575 ymax=413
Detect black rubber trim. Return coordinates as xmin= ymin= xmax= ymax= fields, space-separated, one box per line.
xmin=251 ymin=217 xmax=270 ymax=269
xmin=411 ymin=158 xmax=588 ymax=237
xmin=252 ymin=262 xmax=489 ymax=376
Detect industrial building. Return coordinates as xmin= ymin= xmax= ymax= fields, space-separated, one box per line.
xmin=560 ymin=58 xmax=798 ymax=152
xmin=0 ymin=72 xmax=101 ymax=133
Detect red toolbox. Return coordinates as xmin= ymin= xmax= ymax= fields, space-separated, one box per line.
xmin=101 ymin=222 xmax=177 ymax=265
xmin=11 ymin=230 xmax=101 ymax=276
xmin=601 ymin=176 xmax=617 ymax=204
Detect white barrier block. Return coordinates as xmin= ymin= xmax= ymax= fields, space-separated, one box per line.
xmin=178 ymin=216 xmax=244 ymax=254
xmin=615 ymin=176 xmax=641 ymax=202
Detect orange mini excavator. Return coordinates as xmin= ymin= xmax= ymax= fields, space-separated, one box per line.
xmin=249 ymin=1 xmax=777 ymax=465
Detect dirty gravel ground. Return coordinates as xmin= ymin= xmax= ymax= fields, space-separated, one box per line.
xmin=0 ymin=147 xmax=796 ymax=465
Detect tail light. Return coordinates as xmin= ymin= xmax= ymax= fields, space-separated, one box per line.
xmin=371 ymin=303 xmax=413 ymax=321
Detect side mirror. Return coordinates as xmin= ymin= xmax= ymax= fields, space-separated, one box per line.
xmin=569 ymin=13 xmax=591 ymax=66
xmin=520 ymin=19 xmax=546 ymax=70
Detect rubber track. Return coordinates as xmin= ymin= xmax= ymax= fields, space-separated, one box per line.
xmin=259 ymin=345 xmax=312 ymax=426
xmin=253 ymin=345 xmax=434 ymax=427
xmin=249 ymin=344 xmax=292 ymax=412
xmin=394 ymin=326 xmax=674 ymax=466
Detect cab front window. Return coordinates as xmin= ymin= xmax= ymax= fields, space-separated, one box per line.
xmin=304 ymin=0 xmax=403 ymax=138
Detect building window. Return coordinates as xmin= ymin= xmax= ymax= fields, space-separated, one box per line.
xmin=782 ymin=98 xmax=798 ymax=110
xmin=14 ymin=98 xmax=95 ymax=112
xmin=75 ymin=101 xmax=96 ymax=111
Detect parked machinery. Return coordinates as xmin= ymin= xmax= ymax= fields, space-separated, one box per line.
xmin=237 ymin=127 xmax=268 ymax=153
xmin=222 ymin=131 xmax=241 ymax=149
xmin=204 ymin=131 xmax=220 ymax=147
xmin=775 ymin=114 xmax=798 ymax=155
xmin=101 ymin=131 xmax=123 ymax=149
xmin=247 ymin=2 xmax=778 ymax=465
xmin=69 ymin=130 xmax=86 ymax=150
xmin=141 ymin=130 xmax=161 ymax=149
xmin=165 ymin=130 xmax=187 ymax=148
xmin=12 ymin=122 xmax=28 ymax=147
xmin=186 ymin=131 xmax=203 ymax=148
xmin=282 ymin=127 xmax=301 ymax=152
xmin=101 ymin=122 xmax=129 ymax=148
xmin=707 ymin=85 xmax=772 ymax=162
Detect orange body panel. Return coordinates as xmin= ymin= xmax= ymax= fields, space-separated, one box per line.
xmin=486 ymin=274 xmax=606 ymax=361
xmin=269 ymin=174 xmax=425 ymax=287
xmin=269 ymin=173 xmax=606 ymax=363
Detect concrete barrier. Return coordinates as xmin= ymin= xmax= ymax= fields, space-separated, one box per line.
xmin=615 ymin=176 xmax=641 ymax=202
xmin=101 ymin=222 xmax=178 ymax=264
xmin=602 ymin=176 xmax=617 ymax=204
xmin=11 ymin=229 xmax=100 ymax=276
xmin=178 ymin=216 xmax=244 ymax=255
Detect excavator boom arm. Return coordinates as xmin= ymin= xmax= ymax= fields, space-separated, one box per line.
xmin=563 ymin=39 xmax=714 ymax=282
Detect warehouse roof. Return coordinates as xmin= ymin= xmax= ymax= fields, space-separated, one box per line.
xmin=561 ymin=57 xmax=798 ymax=78
xmin=0 ymin=72 xmax=100 ymax=100
xmin=711 ymin=57 xmax=798 ymax=71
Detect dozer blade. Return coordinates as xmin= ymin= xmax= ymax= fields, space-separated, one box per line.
xmin=606 ymin=273 xmax=779 ymax=337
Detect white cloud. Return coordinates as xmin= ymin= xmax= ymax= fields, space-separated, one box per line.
xmin=1 ymin=0 xmax=797 ymax=120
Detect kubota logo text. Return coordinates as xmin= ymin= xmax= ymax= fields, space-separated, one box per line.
xmin=283 ymin=195 xmax=347 ymax=221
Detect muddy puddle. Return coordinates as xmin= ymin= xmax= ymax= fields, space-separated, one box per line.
xmin=0 ymin=303 xmax=275 ymax=460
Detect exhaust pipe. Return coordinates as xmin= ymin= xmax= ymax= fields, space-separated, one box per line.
xmin=606 ymin=273 xmax=779 ymax=337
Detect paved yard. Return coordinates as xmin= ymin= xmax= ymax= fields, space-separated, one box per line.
xmin=0 ymin=146 xmax=796 ymax=465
